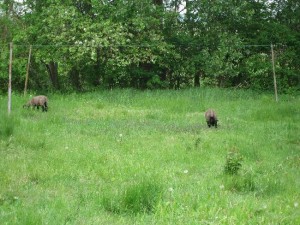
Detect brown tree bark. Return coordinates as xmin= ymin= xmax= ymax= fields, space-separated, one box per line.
xmin=45 ymin=61 xmax=60 ymax=89
xmin=153 ymin=0 xmax=163 ymax=5
xmin=194 ymin=71 xmax=201 ymax=87
xmin=69 ymin=67 xmax=82 ymax=91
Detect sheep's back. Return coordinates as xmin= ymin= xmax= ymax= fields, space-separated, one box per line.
xmin=32 ymin=95 xmax=48 ymax=105
xmin=205 ymin=109 xmax=217 ymax=121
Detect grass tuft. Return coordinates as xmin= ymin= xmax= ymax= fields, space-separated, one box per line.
xmin=0 ymin=114 xmax=17 ymax=139
xmin=223 ymin=172 xmax=256 ymax=193
xmin=103 ymin=179 xmax=163 ymax=215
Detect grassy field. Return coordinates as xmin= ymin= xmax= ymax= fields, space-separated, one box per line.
xmin=0 ymin=88 xmax=299 ymax=224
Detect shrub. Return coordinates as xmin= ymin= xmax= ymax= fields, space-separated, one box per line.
xmin=224 ymin=148 xmax=243 ymax=175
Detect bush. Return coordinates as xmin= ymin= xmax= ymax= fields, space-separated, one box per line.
xmin=224 ymin=148 xmax=243 ymax=175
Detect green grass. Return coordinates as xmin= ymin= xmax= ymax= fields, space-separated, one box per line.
xmin=0 ymin=88 xmax=299 ymax=224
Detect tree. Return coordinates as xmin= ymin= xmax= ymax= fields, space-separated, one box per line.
xmin=0 ymin=0 xmax=298 ymax=92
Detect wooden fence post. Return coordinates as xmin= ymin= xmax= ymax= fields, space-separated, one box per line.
xmin=271 ymin=44 xmax=278 ymax=102
xmin=8 ymin=42 xmax=13 ymax=115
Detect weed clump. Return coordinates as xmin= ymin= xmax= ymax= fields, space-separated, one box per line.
xmin=224 ymin=148 xmax=243 ymax=175
xmin=0 ymin=114 xmax=16 ymax=139
xmin=123 ymin=180 xmax=162 ymax=214
xmin=223 ymin=148 xmax=257 ymax=193
xmin=103 ymin=180 xmax=163 ymax=215
xmin=223 ymin=172 xmax=256 ymax=193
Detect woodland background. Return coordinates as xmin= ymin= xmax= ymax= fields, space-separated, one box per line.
xmin=0 ymin=0 xmax=299 ymax=93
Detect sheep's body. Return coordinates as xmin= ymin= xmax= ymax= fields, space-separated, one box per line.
xmin=205 ymin=109 xmax=218 ymax=128
xmin=24 ymin=95 xmax=48 ymax=112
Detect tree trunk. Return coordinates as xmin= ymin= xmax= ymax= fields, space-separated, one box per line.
xmin=160 ymin=68 xmax=168 ymax=82
xmin=217 ymin=76 xmax=225 ymax=88
xmin=69 ymin=67 xmax=82 ymax=91
xmin=168 ymin=70 xmax=174 ymax=89
xmin=93 ymin=47 xmax=101 ymax=86
xmin=153 ymin=0 xmax=163 ymax=5
xmin=175 ymin=76 xmax=181 ymax=89
xmin=194 ymin=71 xmax=201 ymax=87
xmin=45 ymin=61 xmax=60 ymax=89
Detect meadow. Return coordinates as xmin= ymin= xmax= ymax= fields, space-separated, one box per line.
xmin=0 ymin=88 xmax=299 ymax=224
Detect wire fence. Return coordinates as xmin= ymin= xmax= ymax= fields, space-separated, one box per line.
xmin=1 ymin=40 xmax=294 ymax=114
xmin=0 ymin=42 xmax=290 ymax=48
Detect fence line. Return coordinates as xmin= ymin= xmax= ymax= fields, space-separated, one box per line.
xmin=2 ymin=42 xmax=284 ymax=105
xmin=0 ymin=42 xmax=290 ymax=48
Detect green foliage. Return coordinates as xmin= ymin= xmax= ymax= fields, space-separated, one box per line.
xmin=246 ymin=53 xmax=273 ymax=90
xmin=0 ymin=0 xmax=299 ymax=92
xmin=0 ymin=45 xmax=8 ymax=92
xmin=224 ymin=148 xmax=243 ymax=175
xmin=202 ymin=33 xmax=243 ymax=87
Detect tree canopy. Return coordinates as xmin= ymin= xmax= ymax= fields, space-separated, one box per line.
xmin=0 ymin=0 xmax=299 ymax=93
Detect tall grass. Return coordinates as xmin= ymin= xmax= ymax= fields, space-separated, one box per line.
xmin=0 ymin=89 xmax=299 ymax=224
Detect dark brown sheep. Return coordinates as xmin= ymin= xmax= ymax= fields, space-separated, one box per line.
xmin=205 ymin=109 xmax=218 ymax=128
xmin=23 ymin=95 xmax=48 ymax=112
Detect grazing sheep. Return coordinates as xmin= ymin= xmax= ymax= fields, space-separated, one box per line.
xmin=23 ymin=95 xmax=48 ymax=112
xmin=205 ymin=109 xmax=218 ymax=128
